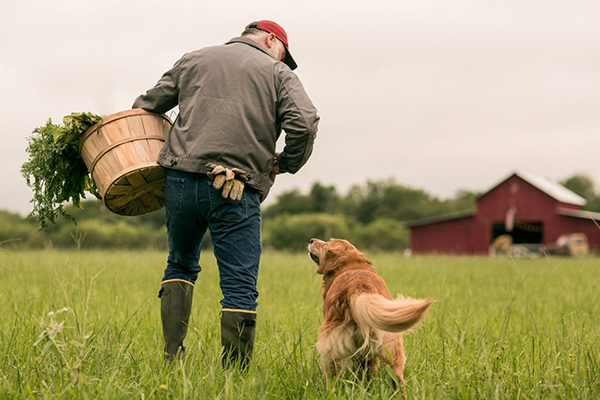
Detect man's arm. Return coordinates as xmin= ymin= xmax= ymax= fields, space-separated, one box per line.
xmin=275 ymin=70 xmax=320 ymax=174
xmin=132 ymin=56 xmax=185 ymax=113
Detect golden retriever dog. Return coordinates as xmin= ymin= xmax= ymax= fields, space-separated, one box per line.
xmin=308 ymin=238 xmax=431 ymax=390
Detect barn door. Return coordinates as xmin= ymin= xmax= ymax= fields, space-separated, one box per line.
xmin=491 ymin=221 xmax=543 ymax=244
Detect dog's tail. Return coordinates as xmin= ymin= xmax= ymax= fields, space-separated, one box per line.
xmin=352 ymin=294 xmax=431 ymax=333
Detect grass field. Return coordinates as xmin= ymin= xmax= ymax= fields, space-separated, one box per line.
xmin=0 ymin=250 xmax=598 ymax=399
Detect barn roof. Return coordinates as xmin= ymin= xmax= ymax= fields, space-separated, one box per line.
xmin=405 ymin=210 xmax=476 ymax=228
xmin=485 ymin=171 xmax=587 ymax=206
xmin=556 ymin=207 xmax=600 ymax=221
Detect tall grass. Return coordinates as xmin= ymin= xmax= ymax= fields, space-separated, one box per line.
xmin=0 ymin=250 xmax=598 ymax=399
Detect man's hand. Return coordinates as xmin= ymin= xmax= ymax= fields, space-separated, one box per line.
xmin=272 ymin=152 xmax=282 ymax=175
xmin=206 ymin=163 xmax=249 ymax=201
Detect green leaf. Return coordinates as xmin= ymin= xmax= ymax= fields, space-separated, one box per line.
xmin=21 ymin=112 xmax=102 ymax=228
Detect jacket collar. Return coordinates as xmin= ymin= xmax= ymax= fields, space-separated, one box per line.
xmin=225 ymin=36 xmax=278 ymax=61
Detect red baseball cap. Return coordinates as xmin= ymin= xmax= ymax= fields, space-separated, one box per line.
xmin=249 ymin=20 xmax=298 ymax=70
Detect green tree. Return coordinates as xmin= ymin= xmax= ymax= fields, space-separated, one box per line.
xmin=262 ymin=189 xmax=312 ymax=218
xmin=561 ymin=174 xmax=595 ymax=201
xmin=446 ymin=189 xmax=480 ymax=213
xmin=309 ymin=182 xmax=339 ymax=214
xmin=560 ymin=173 xmax=600 ymax=212
xmin=341 ymin=179 xmax=445 ymax=224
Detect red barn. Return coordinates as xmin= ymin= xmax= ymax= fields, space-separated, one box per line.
xmin=407 ymin=171 xmax=600 ymax=255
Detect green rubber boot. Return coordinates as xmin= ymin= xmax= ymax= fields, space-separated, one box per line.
xmin=221 ymin=309 xmax=257 ymax=369
xmin=158 ymin=279 xmax=194 ymax=362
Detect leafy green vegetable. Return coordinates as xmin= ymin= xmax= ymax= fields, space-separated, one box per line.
xmin=21 ymin=112 xmax=102 ymax=229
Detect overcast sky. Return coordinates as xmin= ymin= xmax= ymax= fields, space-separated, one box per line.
xmin=2 ymin=0 xmax=599 ymax=216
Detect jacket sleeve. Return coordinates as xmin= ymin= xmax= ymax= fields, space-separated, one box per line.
xmin=275 ymin=69 xmax=320 ymax=174
xmin=132 ymin=56 xmax=186 ymax=113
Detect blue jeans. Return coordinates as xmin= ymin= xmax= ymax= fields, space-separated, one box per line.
xmin=163 ymin=169 xmax=262 ymax=311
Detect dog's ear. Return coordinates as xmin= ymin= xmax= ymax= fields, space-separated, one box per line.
xmin=319 ymin=239 xmax=372 ymax=275
xmin=315 ymin=239 xmax=352 ymax=275
xmin=325 ymin=239 xmax=354 ymax=260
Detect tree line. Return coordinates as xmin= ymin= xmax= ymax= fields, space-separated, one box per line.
xmin=2 ymin=173 xmax=598 ymax=252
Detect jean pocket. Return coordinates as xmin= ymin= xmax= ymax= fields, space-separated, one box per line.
xmin=208 ymin=181 xmax=248 ymax=222
xmin=165 ymin=176 xmax=185 ymax=215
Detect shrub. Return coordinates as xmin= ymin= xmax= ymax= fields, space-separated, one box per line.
xmin=43 ymin=220 xmax=166 ymax=250
xmin=355 ymin=218 xmax=409 ymax=252
xmin=0 ymin=211 xmax=40 ymax=249
xmin=264 ymin=213 xmax=355 ymax=252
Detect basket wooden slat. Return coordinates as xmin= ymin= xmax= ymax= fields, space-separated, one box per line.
xmin=78 ymin=109 xmax=172 ymax=216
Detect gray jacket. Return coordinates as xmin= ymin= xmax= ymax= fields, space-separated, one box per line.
xmin=132 ymin=37 xmax=319 ymax=201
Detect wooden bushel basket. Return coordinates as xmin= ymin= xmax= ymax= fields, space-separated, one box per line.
xmin=78 ymin=109 xmax=172 ymax=216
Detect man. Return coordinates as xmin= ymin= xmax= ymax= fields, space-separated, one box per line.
xmin=132 ymin=20 xmax=319 ymax=367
